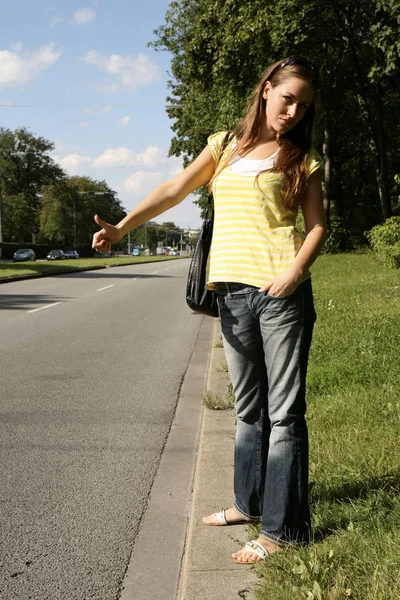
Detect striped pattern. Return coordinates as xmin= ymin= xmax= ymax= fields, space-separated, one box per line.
xmin=206 ymin=131 xmax=323 ymax=289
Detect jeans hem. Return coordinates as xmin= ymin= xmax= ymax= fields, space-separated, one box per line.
xmin=234 ymin=501 xmax=261 ymax=521
xmin=259 ymin=530 xmax=308 ymax=548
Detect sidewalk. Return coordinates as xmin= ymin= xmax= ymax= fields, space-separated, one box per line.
xmin=118 ymin=317 xmax=259 ymax=600
xmin=177 ymin=319 xmax=258 ymax=600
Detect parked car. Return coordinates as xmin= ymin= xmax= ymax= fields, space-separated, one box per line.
xmin=169 ymin=249 xmax=180 ymax=256
xmin=13 ymin=249 xmax=36 ymax=262
xmin=47 ymin=249 xmax=65 ymax=261
xmin=132 ymin=248 xmax=141 ymax=256
xmin=64 ymin=249 xmax=79 ymax=259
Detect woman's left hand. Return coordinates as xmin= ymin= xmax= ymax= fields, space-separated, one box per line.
xmin=258 ymin=270 xmax=300 ymax=297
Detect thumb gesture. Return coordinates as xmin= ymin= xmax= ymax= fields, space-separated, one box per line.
xmin=92 ymin=214 xmax=120 ymax=253
xmin=94 ymin=214 xmax=109 ymax=230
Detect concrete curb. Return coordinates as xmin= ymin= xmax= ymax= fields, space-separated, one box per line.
xmin=177 ymin=320 xmax=258 ymax=600
xmin=119 ymin=316 xmax=214 ymax=600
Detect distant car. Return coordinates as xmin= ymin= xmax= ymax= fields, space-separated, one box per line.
xmin=47 ymin=249 xmax=65 ymax=261
xmin=132 ymin=248 xmax=141 ymax=256
xmin=169 ymin=249 xmax=180 ymax=256
xmin=13 ymin=249 xmax=36 ymax=262
xmin=64 ymin=249 xmax=79 ymax=259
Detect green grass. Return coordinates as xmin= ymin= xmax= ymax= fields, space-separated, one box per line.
xmin=253 ymin=252 xmax=400 ymax=600
xmin=0 ymin=255 xmax=186 ymax=281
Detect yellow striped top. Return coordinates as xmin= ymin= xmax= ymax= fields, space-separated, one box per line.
xmin=206 ymin=131 xmax=323 ymax=289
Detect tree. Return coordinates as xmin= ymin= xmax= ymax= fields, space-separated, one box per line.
xmin=1 ymin=193 xmax=33 ymax=243
xmin=38 ymin=182 xmax=72 ymax=244
xmin=0 ymin=127 xmax=65 ymax=242
xmin=151 ymin=0 xmax=400 ymax=248
xmin=39 ymin=176 xmax=125 ymax=248
xmin=159 ymin=221 xmax=184 ymax=247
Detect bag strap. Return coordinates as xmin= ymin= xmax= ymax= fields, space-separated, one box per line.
xmin=206 ymin=130 xmax=234 ymax=214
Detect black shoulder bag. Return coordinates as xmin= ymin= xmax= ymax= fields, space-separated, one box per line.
xmin=186 ymin=132 xmax=232 ymax=318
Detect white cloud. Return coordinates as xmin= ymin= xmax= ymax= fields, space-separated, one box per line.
xmin=123 ymin=170 xmax=164 ymax=195
xmin=81 ymin=50 xmax=160 ymax=91
xmin=0 ymin=43 xmax=62 ymax=88
xmin=73 ymin=7 xmax=96 ymax=24
xmin=52 ymin=153 xmax=92 ymax=174
xmin=92 ymin=145 xmax=168 ymax=169
xmin=136 ymin=146 xmax=165 ymax=167
xmin=49 ymin=16 xmax=64 ymax=28
xmin=118 ymin=115 xmax=131 ymax=126
xmin=93 ymin=147 xmax=136 ymax=168
xmin=78 ymin=121 xmax=89 ymax=128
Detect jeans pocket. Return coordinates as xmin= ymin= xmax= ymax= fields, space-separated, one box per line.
xmin=267 ymin=291 xmax=298 ymax=300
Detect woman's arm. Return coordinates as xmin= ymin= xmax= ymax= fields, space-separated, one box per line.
xmin=289 ymin=169 xmax=327 ymax=279
xmin=259 ymin=170 xmax=327 ymax=296
xmin=92 ymin=146 xmax=215 ymax=253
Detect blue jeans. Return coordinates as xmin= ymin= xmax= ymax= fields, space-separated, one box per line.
xmin=215 ymin=278 xmax=316 ymax=546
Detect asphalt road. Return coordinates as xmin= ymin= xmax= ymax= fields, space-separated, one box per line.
xmin=0 ymin=259 xmax=204 ymax=600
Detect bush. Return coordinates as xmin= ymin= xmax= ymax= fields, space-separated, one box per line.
xmin=365 ymin=216 xmax=400 ymax=268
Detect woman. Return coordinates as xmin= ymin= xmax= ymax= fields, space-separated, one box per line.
xmin=92 ymin=56 xmax=326 ymax=565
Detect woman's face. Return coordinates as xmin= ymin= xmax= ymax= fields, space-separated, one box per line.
xmin=262 ymin=76 xmax=314 ymax=135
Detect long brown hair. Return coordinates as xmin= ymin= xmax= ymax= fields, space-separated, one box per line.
xmin=209 ymin=57 xmax=319 ymax=208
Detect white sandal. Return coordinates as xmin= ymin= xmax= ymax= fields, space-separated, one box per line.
xmin=232 ymin=540 xmax=269 ymax=564
xmin=204 ymin=508 xmax=258 ymax=526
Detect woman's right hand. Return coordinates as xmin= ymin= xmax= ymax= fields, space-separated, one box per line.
xmin=92 ymin=214 xmax=122 ymax=253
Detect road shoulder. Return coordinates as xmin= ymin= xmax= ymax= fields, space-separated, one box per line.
xmin=119 ymin=316 xmax=213 ymax=600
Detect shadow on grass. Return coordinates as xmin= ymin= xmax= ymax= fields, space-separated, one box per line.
xmin=310 ymin=471 xmax=400 ymax=541
xmin=310 ymin=470 xmax=400 ymax=503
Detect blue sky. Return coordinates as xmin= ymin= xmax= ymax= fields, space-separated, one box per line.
xmin=0 ymin=0 xmax=202 ymax=229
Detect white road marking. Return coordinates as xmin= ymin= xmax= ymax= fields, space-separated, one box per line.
xmin=22 ymin=263 xmax=183 ymax=315
xmin=27 ymin=302 xmax=63 ymax=314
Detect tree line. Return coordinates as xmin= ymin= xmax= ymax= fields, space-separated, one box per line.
xmin=0 ymin=127 xmax=185 ymax=254
xmin=152 ymin=0 xmax=400 ymax=251
xmin=3 ymin=1 xmax=399 ymax=255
